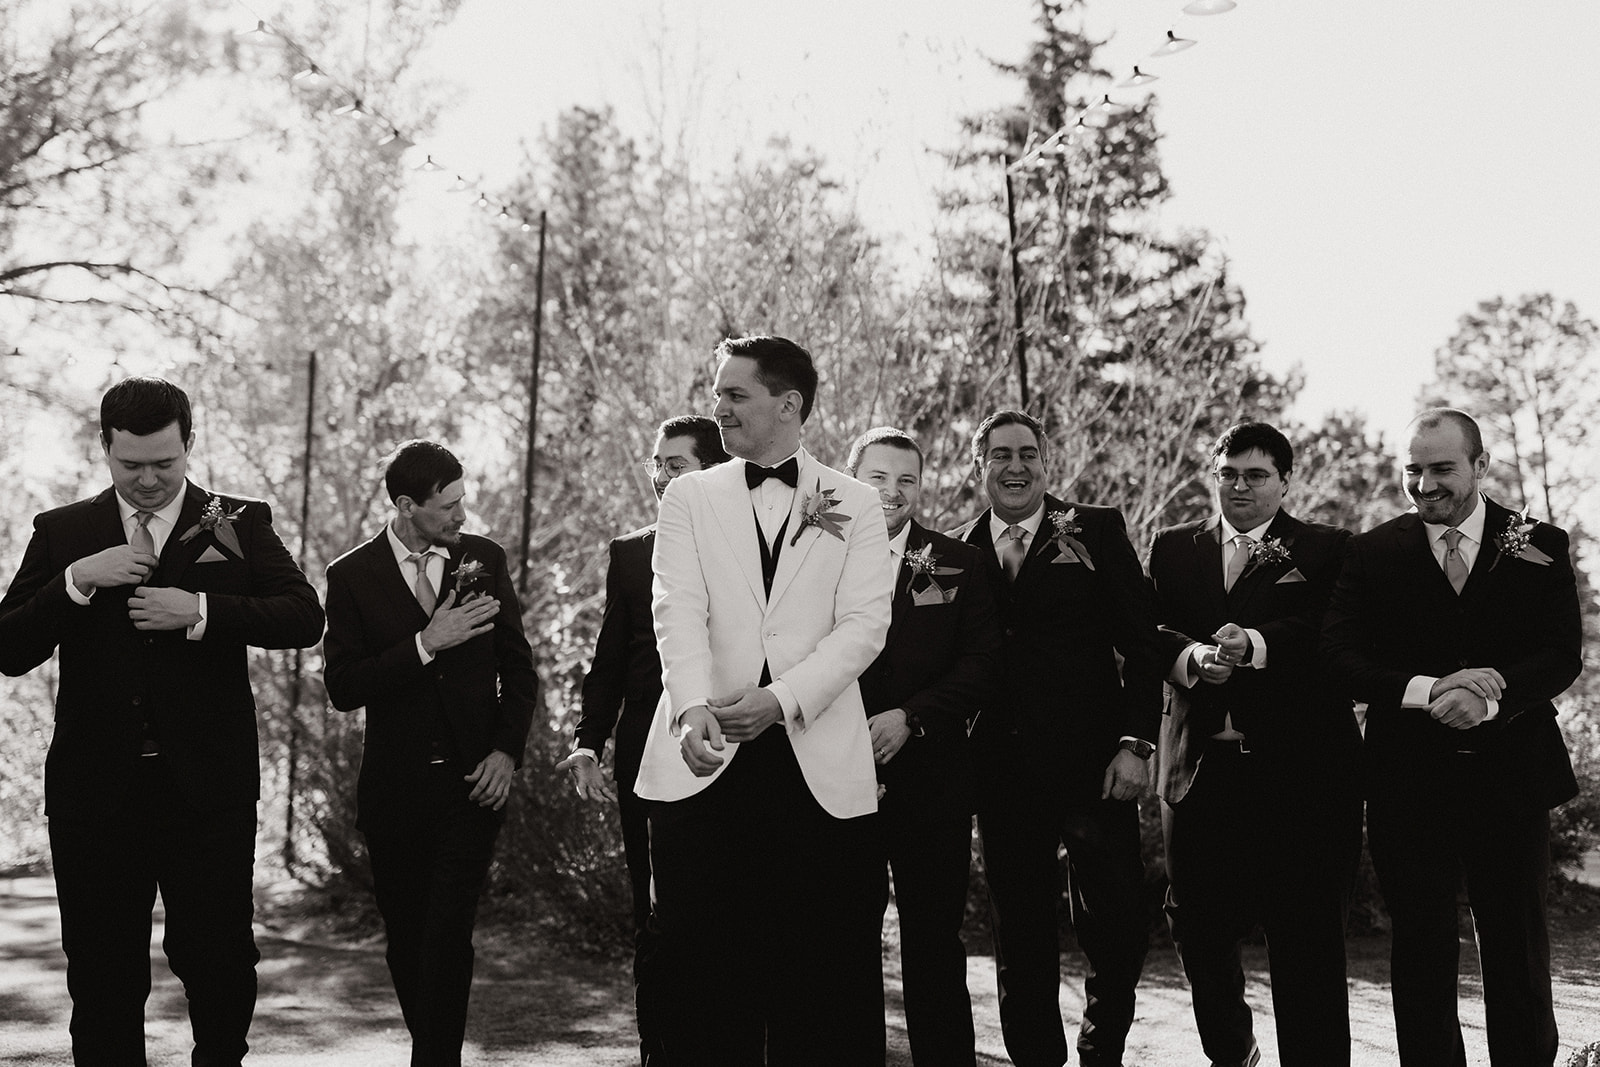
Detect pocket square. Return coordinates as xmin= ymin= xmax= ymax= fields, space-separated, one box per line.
xmin=196 ymin=545 xmax=230 ymax=564
xmin=1275 ymin=567 xmax=1307 ymax=584
xmin=911 ymin=583 xmax=959 ymax=607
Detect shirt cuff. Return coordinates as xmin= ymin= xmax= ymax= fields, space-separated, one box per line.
xmin=415 ymin=633 xmax=436 ymax=664
xmin=186 ymin=593 xmax=209 ymax=641
xmin=571 ymin=747 xmax=599 ymax=763
xmin=1243 ymin=628 xmax=1266 ymax=668
xmin=1483 ymin=698 xmax=1499 ymax=721
xmin=671 ymin=698 xmax=710 ymax=735
xmin=768 ymin=680 xmax=802 ymax=732
xmin=64 ymin=564 xmax=93 ymax=605
xmin=1169 ymin=643 xmax=1202 ymax=688
xmin=1402 ymin=675 xmax=1437 ymax=709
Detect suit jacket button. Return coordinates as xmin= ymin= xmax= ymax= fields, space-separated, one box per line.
xmin=131 ymin=695 xmax=143 ymax=706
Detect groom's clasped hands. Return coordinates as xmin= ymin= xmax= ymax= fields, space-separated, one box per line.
xmin=679 ymin=685 xmax=784 ymax=775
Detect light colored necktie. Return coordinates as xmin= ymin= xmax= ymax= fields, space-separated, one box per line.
xmin=131 ymin=511 xmax=156 ymax=556
xmin=1224 ymin=534 xmax=1253 ymax=592
xmin=406 ymin=552 xmax=438 ymax=615
xmin=1000 ymin=525 xmax=1026 ymax=582
xmin=1442 ymin=528 xmax=1468 ymax=594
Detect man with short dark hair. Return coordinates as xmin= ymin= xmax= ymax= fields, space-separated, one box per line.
xmin=557 ymin=413 xmax=729 ymax=1064
xmin=635 ymin=335 xmax=894 ymax=1065
xmin=951 ymin=408 xmax=1162 ymax=1067
xmin=1323 ymin=408 xmax=1582 ymax=1067
xmin=0 ymin=376 xmax=324 ymax=1066
xmin=1148 ymin=420 xmax=1360 ymax=1067
xmin=847 ymin=425 xmax=1000 ymax=1067
xmin=323 ymin=439 xmax=538 ymax=1067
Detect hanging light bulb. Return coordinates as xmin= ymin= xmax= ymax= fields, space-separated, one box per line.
xmin=377 ymin=126 xmax=413 ymax=150
xmin=474 ymin=192 xmax=490 ymax=210
xmin=234 ymin=19 xmax=280 ymax=45
xmin=1182 ymin=0 xmax=1237 ymax=13
xmin=412 ymin=155 xmax=445 ymax=173
xmin=333 ymin=96 xmax=371 ymax=120
xmin=1118 ymin=66 xmax=1159 ymax=88
xmin=520 ymin=220 xmax=533 ymax=233
xmin=1151 ymin=30 xmax=1197 ymax=56
xmin=291 ymin=63 xmax=329 ymax=88
xmin=497 ymin=206 xmax=511 ymax=221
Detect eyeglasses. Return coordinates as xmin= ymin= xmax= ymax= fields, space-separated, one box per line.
xmin=1211 ymin=469 xmax=1276 ymax=487
xmin=643 ymin=457 xmax=696 ymax=478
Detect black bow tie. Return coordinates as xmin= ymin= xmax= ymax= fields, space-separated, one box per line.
xmin=745 ymin=457 xmax=799 ymax=489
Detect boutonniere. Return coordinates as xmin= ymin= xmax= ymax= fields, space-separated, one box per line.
xmin=1490 ymin=508 xmax=1554 ymax=570
xmin=451 ymin=557 xmax=488 ymax=597
xmin=1047 ymin=508 xmax=1095 ymax=570
xmin=904 ymin=543 xmax=963 ymax=606
xmin=1239 ymin=534 xmax=1293 ymax=581
xmin=789 ymin=479 xmax=851 ymax=546
xmin=177 ymin=495 xmax=245 ymax=558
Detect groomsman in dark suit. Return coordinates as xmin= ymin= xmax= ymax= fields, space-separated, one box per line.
xmin=557 ymin=413 xmax=728 ymax=1064
xmin=846 ymin=427 xmax=1001 ymax=1067
xmin=1147 ymin=421 xmax=1361 ymax=1067
xmin=0 ymin=376 xmax=324 ymax=1066
xmin=323 ymin=440 xmax=538 ymax=1067
xmin=951 ymin=409 xmax=1162 ymax=1067
xmin=1323 ymin=408 xmax=1582 ymax=1067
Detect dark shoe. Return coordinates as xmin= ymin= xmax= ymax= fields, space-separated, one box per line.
xmin=1212 ymin=1043 xmax=1261 ymax=1067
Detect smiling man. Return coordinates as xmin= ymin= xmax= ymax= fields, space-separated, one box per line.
xmin=1148 ymin=421 xmax=1361 ymax=1067
xmin=847 ymin=426 xmax=1000 ymax=1067
xmin=0 ymin=376 xmax=324 ymax=1067
xmin=634 ymin=335 xmax=894 ymax=1065
xmin=951 ymin=408 xmax=1162 ymax=1067
xmin=323 ymin=439 xmax=538 ymax=1067
xmin=1323 ymin=408 xmax=1582 ymax=1067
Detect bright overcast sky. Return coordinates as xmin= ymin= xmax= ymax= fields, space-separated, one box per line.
xmin=409 ymin=0 xmax=1600 ymax=444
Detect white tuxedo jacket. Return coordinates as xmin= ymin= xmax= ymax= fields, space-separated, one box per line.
xmin=632 ymin=448 xmax=893 ymax=818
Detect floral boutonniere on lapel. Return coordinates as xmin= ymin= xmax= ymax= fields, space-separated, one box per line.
xmin=1490 ymin=508 xmax=1554 ymax=571
xmin=904 ymin=543 xmax=963 ymax=606
xmin=451 ymin=557 xmax=488 ymax=598
xmin=789 ymin=479 xmax=851 ymax=546
xmin=178 ymin=495 xmax=245 ymax=558
xmin=1237 ymin=534 xmax=1294 ymax=582
xmin=1047 ymin=508 xmax=1095 ymax=570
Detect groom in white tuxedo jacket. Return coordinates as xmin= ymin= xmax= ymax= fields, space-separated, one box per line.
xmin=635 ymin=335 xmax=893 ymax=1066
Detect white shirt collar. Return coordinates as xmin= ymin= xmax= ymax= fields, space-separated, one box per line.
xmin=114 ymin=483 xmax=188 ymax=531
xmin=988 ymin=501 xmax=1047 ymax=544
xmin=1220 ymin=513 xmax=1277 ymax=544
xmin=1422 ymin=494 xmax=1487 ymax=546
xmin=887 ymin=523 xmax=912 ymax=558
xmin=386 ymin=523 xmax=450 ymax=568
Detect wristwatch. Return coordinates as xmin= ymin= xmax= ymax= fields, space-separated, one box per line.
xmin=1118 ymin=738 xmax=1155 ymax=761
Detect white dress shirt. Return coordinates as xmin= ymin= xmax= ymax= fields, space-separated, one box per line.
xmin=987 ymin=503 xmax=1045 ymax=570
xmin=387 ymin=523 xmax=450 ymax=664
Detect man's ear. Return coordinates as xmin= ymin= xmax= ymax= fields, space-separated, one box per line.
xmin=781 ymin=390 xmax=803 ymax=420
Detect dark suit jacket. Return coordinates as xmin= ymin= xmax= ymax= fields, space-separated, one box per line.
xmin=1148 ymin=510 xmax=1357 ymax=803
xmin=575 ymin=524 xmax=660 ymax=790
xmin=858 ymin=521 xmax=1001 ymax=807
xmin=952 ymin=494 xmax=1162 ymax=797
xmin=1321 ymin=496 xmax=1581 ymax=810
xmin=323 ymin=530 xmax=538 ymax=833
xmin=0 ymin=481 xmax=324 ymax=816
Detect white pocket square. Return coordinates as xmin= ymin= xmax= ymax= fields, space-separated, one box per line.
xmin=1275 ymin=567 xmax=1307 ymax=584
xmin=196 ymin=545 xmax=229 ymax=564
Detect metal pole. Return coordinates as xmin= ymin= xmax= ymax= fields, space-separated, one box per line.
xmin=518 ymin=210 xmax=547 ymax=597
xmin=282 ymin=348 xmax=317 ymax=873
xmin=1002 ymin=160 xmax=1031 ymax=411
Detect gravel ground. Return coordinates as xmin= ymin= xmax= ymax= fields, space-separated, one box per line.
xmin=3 ymin=872 xmax=1598 ymax=1066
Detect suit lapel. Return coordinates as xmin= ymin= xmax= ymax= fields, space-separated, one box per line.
xmin=1193 ymin=516 xmax=1228 ymax=616
xmin=368 ymin=529 xmax=430 ymax=623
xmin=153 ymin=482 xmax=211 ymax=586
xmin=704 ymin=461 xmax=767 ymax=607
xmin=90 ymin=487 xmax=129 ymax=551
xmin=766 ymin=450 xmax=824 ymax=610
xmin=1227 ymin=510 xmax=1300 ymax=607
xmin=1392 ymin=513 xmax=1452 ymax=598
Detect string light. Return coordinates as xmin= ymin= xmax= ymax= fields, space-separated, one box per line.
xmin=1151 ymin=30 xmax=1196 ymax=57
xmin=412 ymin=155 xmax=445 ymax=172
xmin=291 ymin=63 xmax=328 ymax=88
xmin=233 ymin=19 xmax=279 ymax=45
xmin=1118 ymin=66 xmax=1158 ymax=88
xmin=1182 ymin=0 xmax=1237 ymax=13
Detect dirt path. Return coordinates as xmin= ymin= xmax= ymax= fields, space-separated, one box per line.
xmin=3 ymin=873 xmax=1598 ymax=1065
